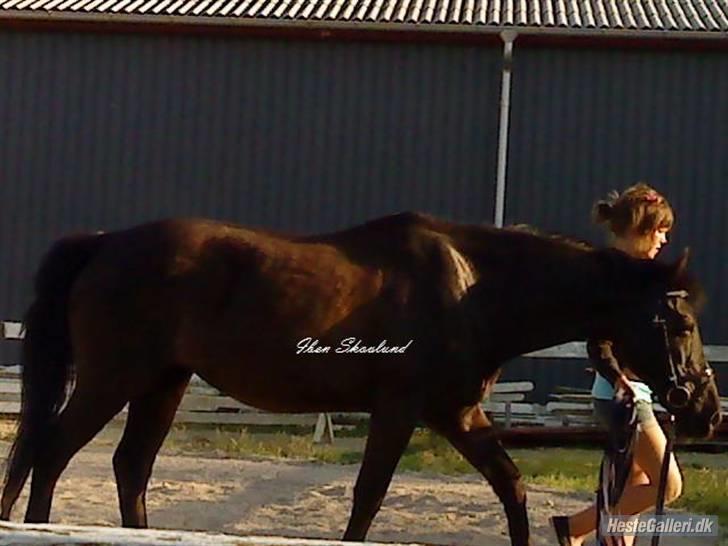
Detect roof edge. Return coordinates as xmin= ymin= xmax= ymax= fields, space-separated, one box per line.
xmin=1 ymin=10 xmax=727 ymax=45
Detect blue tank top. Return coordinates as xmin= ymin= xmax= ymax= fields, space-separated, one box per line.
xmin=591 ymin=373 xmax=653 ymax=402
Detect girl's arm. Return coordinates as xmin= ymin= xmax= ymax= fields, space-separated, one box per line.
xmin=587 ymin=339 xmax=636 ymax=397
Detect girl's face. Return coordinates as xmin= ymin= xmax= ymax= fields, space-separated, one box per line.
xmin=646 ymin=227 xmax=669 ymax=259
xmin=617 ymin=227 xmax=669 ymax=259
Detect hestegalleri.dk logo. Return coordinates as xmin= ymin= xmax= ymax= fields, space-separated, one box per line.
xmin=601 ymin=514 xmax=719 ymax=537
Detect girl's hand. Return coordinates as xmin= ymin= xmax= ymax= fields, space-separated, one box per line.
xmin=614 ymin=373 xmax=637 ymax=400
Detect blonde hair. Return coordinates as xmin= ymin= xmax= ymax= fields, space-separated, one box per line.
xmin=594 ymin=182 xmax=673 ymax=234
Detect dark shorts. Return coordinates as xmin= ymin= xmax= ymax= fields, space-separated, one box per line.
xmin=593 ymin=398 xmax=658 ymax=431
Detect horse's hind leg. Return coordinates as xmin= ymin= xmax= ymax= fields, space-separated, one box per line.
xmin=426 ymin=406 xmax=531 ymax=546
xmin=24 ymin=386 xmax=128 ymax=523
xmin=343 ymin=398 xmax=418 ymax=541
xmin=113 ymin=368 xmax=191 ymax=528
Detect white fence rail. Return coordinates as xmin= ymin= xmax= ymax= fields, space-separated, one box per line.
xmin=0 ymin=521 xmax=418 ymax=546
xmin=3 ymin=321 xmax=727 ymax=434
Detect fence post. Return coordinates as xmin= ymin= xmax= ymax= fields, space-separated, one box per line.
xmin=313 ymin=412 xmax=334 ymax=444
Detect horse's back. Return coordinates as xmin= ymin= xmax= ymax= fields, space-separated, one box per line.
xmin=64 ymin=218 xmax=412 ymax=410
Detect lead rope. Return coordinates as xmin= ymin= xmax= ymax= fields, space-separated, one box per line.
xmin=595 ymin=397 xmax=638 ymax=546
xmin=650 ymin=414 xmax=676 ymax=546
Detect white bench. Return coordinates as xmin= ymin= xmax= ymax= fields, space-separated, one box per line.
xmin=482 ymin=381 xmax=543 ymax=427
xmin=3 ymin=321 xmax=726 ymax=435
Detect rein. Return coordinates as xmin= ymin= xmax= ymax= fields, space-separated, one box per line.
xmin=595 ymin=408 xmax=676 ymax=546
xmin=650 ymin=414 xmax=675 ymax=546
xmin=595 ymin=396 xmax=639 ymax=546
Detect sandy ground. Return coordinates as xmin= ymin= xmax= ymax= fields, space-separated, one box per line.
xmin=0 ymin=435 xmax=720 ymax=546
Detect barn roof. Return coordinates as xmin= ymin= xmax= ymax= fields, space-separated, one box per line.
xmin=1 ymin=0 xmax=727 ymax=37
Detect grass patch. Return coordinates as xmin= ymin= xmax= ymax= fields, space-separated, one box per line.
xmin=0 ymin=419 xmax=18 ymax=442
xmin=162 ymin=425 xmax=364 ymax=465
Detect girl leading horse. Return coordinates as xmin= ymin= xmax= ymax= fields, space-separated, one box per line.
xmin=1 ymin=212 xmax=721 ymax=546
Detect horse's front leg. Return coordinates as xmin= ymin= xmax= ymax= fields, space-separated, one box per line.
xmin=426 ymin=405 xmax=531 ymax=546
xmin=342 ymin=396 xmax=419 ymax=541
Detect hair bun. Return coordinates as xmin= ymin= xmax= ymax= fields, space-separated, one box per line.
xmin=593 ymin=201 xmax=613 ymax=224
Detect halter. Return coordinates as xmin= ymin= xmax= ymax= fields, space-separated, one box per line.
xmin=652 ymin=290 xmax=714 ymax=409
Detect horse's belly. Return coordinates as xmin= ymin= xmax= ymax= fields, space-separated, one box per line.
xmin=191 ymin=350 xmax=389 ymax=414
xmin=179 ymin=295 xmax=417 ymax=413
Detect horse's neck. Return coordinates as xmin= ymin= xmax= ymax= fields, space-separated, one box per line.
xmin=474 ymin=250 xmax=608 ymax=362
xmin=495 ymin=310 xmax=594 ymax=361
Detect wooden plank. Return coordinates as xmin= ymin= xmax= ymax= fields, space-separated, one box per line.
xmin=0 ymin=521 xmax=424 ymax=546
xmin=0 ymin=401 xmax=20 ymax=414
xmin=482 ymin=402 xmax=541 ymax=415
xmin=488 ymin=393 xmax=525 ymax=402
xmin=0 ymin=380 xmax=20 ymax=394
xmin=178 ymin=394 xmax=252 ymax=412
xmin=492 ymin=381 xmax=534 ymax=393
xmin=704 ymin=345 xmax=728 ymax=362
xmin=0 ymin=321 xmax=23 ymax=340
xmin=0 ymin=366 xmax=20 ymax=379
xmin=504 ymin=416 xmax=546 ymax=425
xmin=548 ymin=393 xmax=592 ymax=403
xmin=545 ymin=402 xmax=592 ymax=414
xmin=313 ymin=412 xmax=334 ymax=444
xmin=524 ymin=342 xmax=586 ymax=359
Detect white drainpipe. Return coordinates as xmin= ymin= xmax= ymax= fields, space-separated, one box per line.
xmin=494 ymin=30 xmax=517 ymax=228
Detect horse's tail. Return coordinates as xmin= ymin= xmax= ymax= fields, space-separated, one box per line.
xmin=1 ymin=233 xmax=103 ymax=519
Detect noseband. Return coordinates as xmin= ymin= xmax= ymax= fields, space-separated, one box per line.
xmin=653 ymin=290 xmax=714 ymax=409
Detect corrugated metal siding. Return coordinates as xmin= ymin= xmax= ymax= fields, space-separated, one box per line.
xmin=2 ymin=0 xmax=728 ymax=32
xmin=499 ymin=45 xmax=728 ymax=401
xmin=0 ymin=31 xmax=501 ymax=346
xmin=505 ymin=45 xmax=728 ymax=347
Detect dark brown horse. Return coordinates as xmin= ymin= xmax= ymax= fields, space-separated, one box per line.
xmin=0 ymin=212 xmax=721 ymax=546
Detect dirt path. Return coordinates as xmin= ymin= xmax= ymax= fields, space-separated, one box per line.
xmin=1 ymin=438 xmax=719 ymax=546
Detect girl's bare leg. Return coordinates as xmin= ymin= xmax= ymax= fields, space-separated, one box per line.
xmin=564 ymin=421 xmax=682 ymax=546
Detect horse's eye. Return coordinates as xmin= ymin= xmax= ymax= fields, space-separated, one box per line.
xmin=676 ymin=322 xmax=695 ymax=337
xmin=676 ymin=314 xmax=696 ymax=332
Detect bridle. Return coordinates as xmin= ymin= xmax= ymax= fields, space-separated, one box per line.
xmin=652 ymin=290 xmax=715 ymax=409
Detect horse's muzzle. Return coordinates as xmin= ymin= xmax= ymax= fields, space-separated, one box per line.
xmin=710 ymin=411 xmax=722 ymax=428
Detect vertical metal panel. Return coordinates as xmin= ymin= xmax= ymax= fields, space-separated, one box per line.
xmin=506 ymin=46 xmax=728 ymax=347
xmin=0 ymin=30 xmax=501 ymax=345
xmin=502 ymin=45 xmax=728 ymax=399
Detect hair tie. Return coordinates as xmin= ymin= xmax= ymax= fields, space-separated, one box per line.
xmin=644 ymin=191 xmax=660 ymax=202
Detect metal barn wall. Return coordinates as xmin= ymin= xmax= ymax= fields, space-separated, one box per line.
xmin=501 ymin=45 xmax=728 ymax=401
xmin=0 ymin=30 xmax=502 ymax=341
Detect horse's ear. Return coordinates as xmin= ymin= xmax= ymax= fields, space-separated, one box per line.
xmin=665 ymin=247 xmax=706 ymax=311
xmin=648 ymin=249 xmax=690 ymax=291
xmin=669 ymin=248 xmax=690 ymax=282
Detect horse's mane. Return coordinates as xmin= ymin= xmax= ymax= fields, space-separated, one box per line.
xmin=503 ymin=223 xmax=594 ymax=252
xmin=313 ymin=213 xmax=705 ymax=311
xmin=502 ymin=224 xmax=706 ymax=310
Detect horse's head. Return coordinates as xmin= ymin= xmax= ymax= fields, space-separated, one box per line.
xmin=599 ymin=250 xmax=721 ymax=439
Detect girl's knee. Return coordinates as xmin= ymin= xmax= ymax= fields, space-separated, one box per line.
xmin=664 ymin=468 xmax=683 ymax=504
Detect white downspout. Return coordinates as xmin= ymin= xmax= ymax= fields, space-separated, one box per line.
xmin=494 ymin=30 xmax=517 ymax=228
